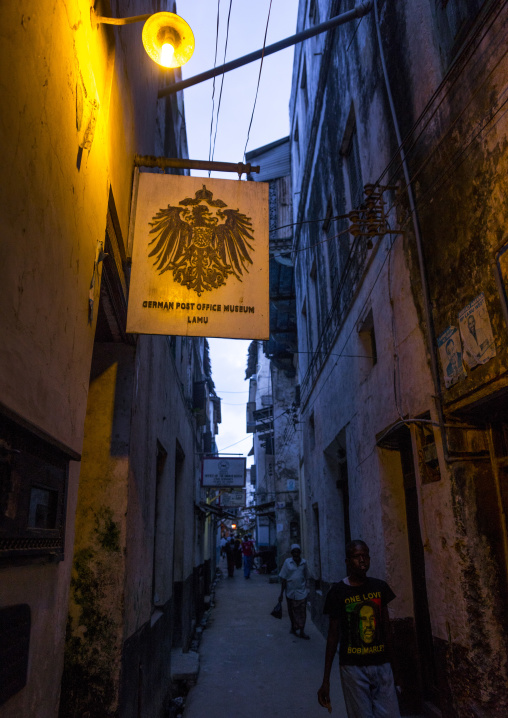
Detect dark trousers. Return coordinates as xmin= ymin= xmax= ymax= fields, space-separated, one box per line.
xmin=286 ymin=597 xmax=307 ymax=631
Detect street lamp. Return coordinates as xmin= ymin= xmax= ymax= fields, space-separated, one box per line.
xmin=90 ymin=8 xmax=195 ymax=69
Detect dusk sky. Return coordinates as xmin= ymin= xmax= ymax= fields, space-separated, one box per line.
xmin=178 ymin=0 xmax=298 ymax=460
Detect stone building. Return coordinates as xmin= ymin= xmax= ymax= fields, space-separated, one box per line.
xmin=290 ymin=1 xmax=508 ymax=716
xmin=0 ymin=2 xmax=219 ymax=716
xmin=245 ymin=138 xmax=300 ymax=568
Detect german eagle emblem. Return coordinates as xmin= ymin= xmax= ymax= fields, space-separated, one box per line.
xmin=147 ymin=185 xmax=255 ymax=296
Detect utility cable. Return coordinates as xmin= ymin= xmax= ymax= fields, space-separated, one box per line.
xmin=243 ymin=0 xmax=273 ymax=159
xmin=269 ymin=212 xmax=350 ymax=236
xmin=382 ymin=40 xmax=508 ymax=210
xmin=208 ymin=0 xmax=221 ymax=171
xmin=375 ymin=0 xmax=508 ymax=190
xmin=211 ymin=0 xmax=234 ymax=163
xmin=383 ymin=82 xmax=508 ymax=230
xmin=302 ymin=232 xmax=399 ymax=419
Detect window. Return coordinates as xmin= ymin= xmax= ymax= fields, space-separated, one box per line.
xmin=309 ymin=412 xmax=316 ymax=450
xmin=0 ymin=411 xmax=73 ymax=562
xmin=335 ymin=428 xmax=351 ymax=545
xmin=435 ymin=0 xmax=485 ymax=63
xmin=293 ymin=118 xmax=300 ymax=164
xmin=358 ymin=309 xmax=377 ymax=380
xmin=309 ymin=0 xmax=320 ymax=25
xmin=152 ymin=442 xmax=167 ymax=607
xmin=301 ymin=295 xmax=313 ymax=357
xmin=300 ymin=56 xmax=308 ymax=109
xmin=324 ymin=197 xmax=339 ymax=298
xmin=345 ymin=125 xmax=363 ymax=210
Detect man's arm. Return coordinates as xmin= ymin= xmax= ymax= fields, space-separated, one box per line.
xmin=317 ymin=616 xmax=340 ymax=711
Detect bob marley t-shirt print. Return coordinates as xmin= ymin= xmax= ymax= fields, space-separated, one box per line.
xmin=324 ymin=577 xmax=396 ymax=666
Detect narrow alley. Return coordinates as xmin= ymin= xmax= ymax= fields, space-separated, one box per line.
xmin=182 ymin=559 xmax=346 ymax=718
xmin=181 ymin=559 xmax=425 ymax=718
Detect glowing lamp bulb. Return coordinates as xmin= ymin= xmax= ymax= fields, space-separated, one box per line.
xmin=142 ymin=12 xmax=195 ymax=69
xmin=160 ymin=42 xmax=175 ymax=67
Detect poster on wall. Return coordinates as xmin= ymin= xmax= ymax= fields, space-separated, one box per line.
xmin=458 ymin=293 xmax=496 ymax=368
xmin=126 ymin=173 xmax=269 ymax=339
xmin=437 ymin=326 xmax=466 ymax=388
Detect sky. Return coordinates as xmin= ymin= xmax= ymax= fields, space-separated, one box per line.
xmin=176 ymin=0 xmax=299 ymax=461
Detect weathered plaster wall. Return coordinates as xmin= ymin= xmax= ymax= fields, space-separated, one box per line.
xmin=0 ymin=1 xmax=176 ymax=715
xmin=62 ymin=330 xmax=204 ymax=714
xmin=381 ymin=1 xmax=508 ymax=713
xmin=272 ymin=365 xmax=300 ymax=566
xmin=0 ymin=461 xmax=81 ymax=718
xmin=61 ymin=344 xmax=132 ymax=716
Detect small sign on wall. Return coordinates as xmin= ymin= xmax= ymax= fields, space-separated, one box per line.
xmin=127 ymin=173 xmax=269 ymax=339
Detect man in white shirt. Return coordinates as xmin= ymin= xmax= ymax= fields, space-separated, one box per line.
xmin=278 ymin=544 xmax=310 ymax=639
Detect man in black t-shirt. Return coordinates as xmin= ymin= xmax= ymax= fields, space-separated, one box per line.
xmin=317 ymin=540 xmax=400 ymax=717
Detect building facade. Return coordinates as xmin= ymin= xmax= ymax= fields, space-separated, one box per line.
xmin=246 ymin=138 xmax=300 ymax=568
xmin=0 ymin=2 xmax=219 ymax=716
xmin=291 ymin=1 xmax=508 ymax=716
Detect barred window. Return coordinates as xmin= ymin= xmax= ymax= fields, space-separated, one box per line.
xmin=345 ymin=126 xmax=363 ymax=210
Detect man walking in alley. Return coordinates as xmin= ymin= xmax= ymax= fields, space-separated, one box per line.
xmin=241 ymin=534 xmax=256 ymax=579
xmin=317 ymin=540 xmax=400 ymax=717
xmin=278 ymin=544 xmax=310 ymax=640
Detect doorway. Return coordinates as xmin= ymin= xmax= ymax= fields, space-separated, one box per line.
xmin=398 ymin=428 xmax=439 ymax=710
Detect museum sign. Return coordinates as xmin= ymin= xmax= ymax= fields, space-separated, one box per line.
xmin=127 ymin=173 xmax=269 ymax=339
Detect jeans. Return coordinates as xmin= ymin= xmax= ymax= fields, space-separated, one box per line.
xmin=243 ymin=555 xmax=253 ymax=578
xmin=340 ymin=663 xmax=400 ymax=718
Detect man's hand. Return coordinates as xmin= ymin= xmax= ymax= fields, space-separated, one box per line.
xmin=317 ymin=680 xmax=332 ymax=713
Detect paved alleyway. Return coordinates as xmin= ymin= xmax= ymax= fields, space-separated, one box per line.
xmin=183 ymin=559 xmax=347 ymax=718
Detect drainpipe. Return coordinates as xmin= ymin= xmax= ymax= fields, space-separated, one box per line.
xmin=373 ymin=0 xmax=451 ymax=461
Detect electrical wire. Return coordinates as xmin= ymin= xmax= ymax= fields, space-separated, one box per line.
xmin=272 ymin=224 xmax=352 ymax=263
xmin=375 ymin=0 xmax=508 ymax=191
xmin=279 ymin=7 xmax=508 ymax=455
xmin=243 ymin=0 xmax=273 ymax=159
xmin=400 ymin=88 xmax=508 ymax=220
xmin=210 ymin=0 xmax=234 ymax=163
xmin=285 ymin=96 xmax=508 ymax=451
xmin=216 ymin=435 xmax=252 ymax=452
xmin=295 ymin=83 xmax=508 ymax=436
xmin=260 ymin=5 xmax=508 ymax=458
xmin=383 ymin=82 xmax=508 ymax=235
xmin=269 ymin=212 xmax=350 ymax=236
xmin=302 ymin=231 xmax=399 ymax=420
xmin=346 ymin=15 xmax=364 ymax=52
xmin=383 ymin=62 xmax=508 ymax=218
xmin=208 ymin=0 xmax=221 ymax=169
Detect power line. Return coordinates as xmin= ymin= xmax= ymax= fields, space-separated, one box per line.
xmin=208 ymin=0 xmax=221 ymax=166
xmin=269 ymin=212 xmax=350 ymax=235
xmin=211 ymin=0 xmax=234 ymax=164
xmin=243 ymin=0 xmax=273 ymax=158
xmin=375 ymin=0 xmax=508 ymax=191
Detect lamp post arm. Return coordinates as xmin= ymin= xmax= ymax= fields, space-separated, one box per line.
xmin=91 ymin=9 xmax=152 ymax=27
xmin=158 ymin=1 xmax=373 ymax=98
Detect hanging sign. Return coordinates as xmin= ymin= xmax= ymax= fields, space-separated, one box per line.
xmin=201 ymin=457 xmax=246 ymax=488
xmin=126 ymin=173 xmax=269 ymax=339
xmin=220 ymin=490 xmax=245 ymax=508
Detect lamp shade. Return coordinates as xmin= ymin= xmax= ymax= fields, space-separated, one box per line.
xmin=142 ymin=12 xmax=194 ymax=68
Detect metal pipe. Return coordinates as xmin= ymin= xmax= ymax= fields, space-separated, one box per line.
xmin=373 ymin=0 xmax=450 ymax=459
xmin=158 ymin=1 xmax=373 ymax=98
xmin=91 ymin=10 xmax=151 ymax=26
xmin=134 ymin=155 xmax=260 ymax=175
